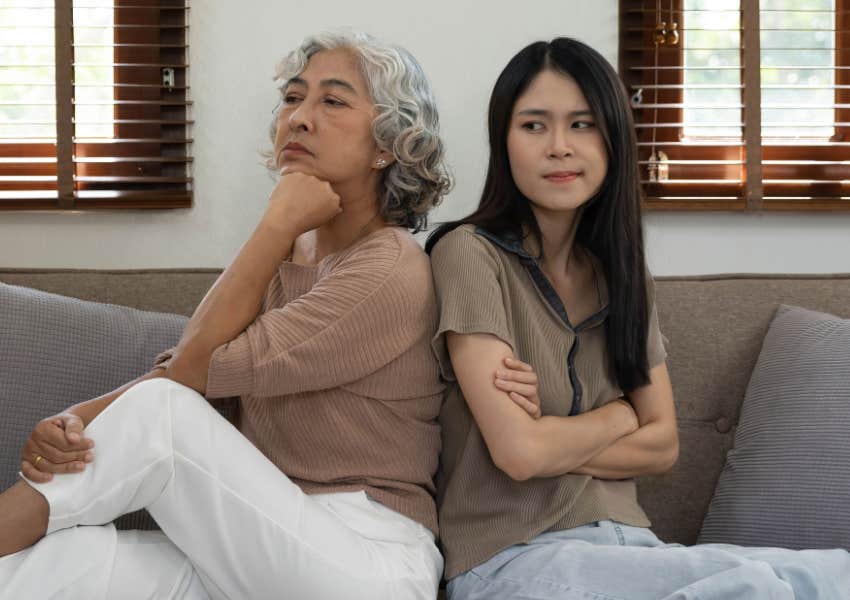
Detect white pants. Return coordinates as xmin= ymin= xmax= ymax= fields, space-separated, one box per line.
xmin=0 ymin=379 xmax=443 ymax=599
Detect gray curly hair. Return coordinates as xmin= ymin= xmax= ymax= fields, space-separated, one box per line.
xmin=267 ymin=31 xmax=452 ymax=232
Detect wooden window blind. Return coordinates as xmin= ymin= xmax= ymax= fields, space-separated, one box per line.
xmin=620 ymin=0 xmax=850 ymax=211
xmin=0 ymin=0 xmax=192 ymax=211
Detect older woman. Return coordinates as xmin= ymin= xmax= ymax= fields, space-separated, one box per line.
xmin=0 ymin=31 xmax=450 ymax=600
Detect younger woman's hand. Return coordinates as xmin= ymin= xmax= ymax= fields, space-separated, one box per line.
xmin=20 ymin=412 xmax=95 ymax=483
xmin=263 ymin=171 xmax=342 ymax=237
xmin=494 ymin=357 xmax=542 ymax=419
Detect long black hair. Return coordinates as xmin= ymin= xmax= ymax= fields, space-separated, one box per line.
xmin=426 ymin=37 xmax=651 ymax=392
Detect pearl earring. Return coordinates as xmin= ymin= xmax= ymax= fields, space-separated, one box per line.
xmin=376 ymin=158 xmax=387 ymax=168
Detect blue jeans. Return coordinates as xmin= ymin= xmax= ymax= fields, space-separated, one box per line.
xmin=446 ymin=521 xmax=850 ymax=600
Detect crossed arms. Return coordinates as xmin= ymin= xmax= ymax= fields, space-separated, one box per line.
xmin=446 ymin=331 xmax=679 ymax=482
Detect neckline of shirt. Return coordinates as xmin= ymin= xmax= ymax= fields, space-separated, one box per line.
xmin=283 ymin=225 xmax=405 ymax=271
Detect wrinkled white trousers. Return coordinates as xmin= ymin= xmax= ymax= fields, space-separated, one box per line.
xmin=0 ymin=378 xmax=443 ymax=599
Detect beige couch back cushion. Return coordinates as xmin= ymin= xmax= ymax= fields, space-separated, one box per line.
xmin=643 ymin=275 xmax=850 ymax=545
xmin=0 ymin=270 xmax=220 ymax=316
xmin=2 ymin=269 xmax=849 ymax=546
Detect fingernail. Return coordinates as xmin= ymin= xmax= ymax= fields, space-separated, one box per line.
xmin=68 ymin=433 xmax=80 ymax=442
xmin=75 ymin=462 xmax=84 ymax=471
xmin=88 ymin=440 xmax=95 ymax=449
xmin=495 ymin=370 xmax=505 ymax=377
xmin=84 ymin=452 xmax=94 ymax=462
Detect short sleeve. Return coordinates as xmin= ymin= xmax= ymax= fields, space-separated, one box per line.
xmin=429 ymin=226 xmax=515 ymax=382
xmin=204 ymin=232 xmax=435 ymax=399
xmin=646 ymin=274 xmax=668 ymax=368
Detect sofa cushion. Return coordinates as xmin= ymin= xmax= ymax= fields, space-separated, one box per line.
xmin=0 ymin=282 xmax=187 ymax=527
xmin=698 ymin=304 xmax=850 ymax=550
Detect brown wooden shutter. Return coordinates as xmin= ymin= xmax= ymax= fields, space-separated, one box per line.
xmin=0 ymin=0 xmax=192 ymax=210
xmin=0 ymin=2 xmax=58 ymax=207
xmin=619 ymin=0 xmax=850 ymax=211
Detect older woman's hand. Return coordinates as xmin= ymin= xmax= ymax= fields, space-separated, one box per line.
xmin=264 ymin=172 xmax=342 ymax=237
xmin=20 ymin=412 xmax=94 ymax=483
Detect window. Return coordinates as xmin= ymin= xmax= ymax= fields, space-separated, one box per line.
xmin=0 ymin=0 xmax=191 ymax=210
xmin=620 ymin=0 xmax=850 ymax=210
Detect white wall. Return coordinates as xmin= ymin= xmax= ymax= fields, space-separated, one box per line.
xmin=1 ymin=0 xmax=848 ymax=274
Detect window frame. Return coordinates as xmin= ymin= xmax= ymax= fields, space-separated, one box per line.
xmin=620 ymin=0 xmax=850 ymax=211
xmin=0 ymin=0 xmax=192 ymax=211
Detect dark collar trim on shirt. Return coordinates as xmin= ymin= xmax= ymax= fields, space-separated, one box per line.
xmin=473 ymin=225 xmax=609 ymax=332
xmin=473 ymin=226 xmax=533 ymax=259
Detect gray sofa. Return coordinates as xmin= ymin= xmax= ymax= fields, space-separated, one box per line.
xmin=1 ymin=269 xmax=849 ymax=552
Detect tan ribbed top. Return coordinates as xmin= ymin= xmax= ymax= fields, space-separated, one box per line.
xmin=430 ymin=225 xmax=667 ymax=578
xmin=156 ymin=227 xmax=444 ymax=534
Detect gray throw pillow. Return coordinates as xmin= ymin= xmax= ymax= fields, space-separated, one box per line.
xmin=0 ymin=282 xmax=186 ymax=528
xmin=698 ymin=304 xmax=850 ymax=550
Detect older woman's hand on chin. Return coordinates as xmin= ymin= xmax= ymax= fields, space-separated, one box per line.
xmin=262 ymin=171 xmax=342 ymax=238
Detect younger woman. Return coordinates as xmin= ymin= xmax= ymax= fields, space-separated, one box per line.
xmin=427 ymin=37 xmax=850 ymax=599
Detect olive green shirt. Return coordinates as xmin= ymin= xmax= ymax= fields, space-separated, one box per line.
xmin=430 ymin=224 xmax=667 ymax=579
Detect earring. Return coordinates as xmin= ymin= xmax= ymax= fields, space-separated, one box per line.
xmin=376 ymin=158 xmax=387 ymax=168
